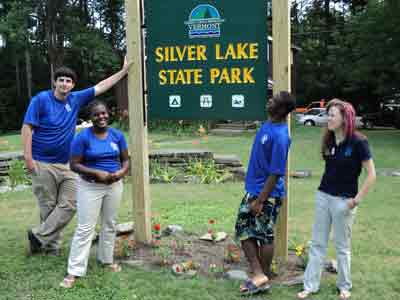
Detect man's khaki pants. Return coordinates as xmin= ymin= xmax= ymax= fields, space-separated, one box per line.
xmin=31 ymin=161 xmax=77 ymax=251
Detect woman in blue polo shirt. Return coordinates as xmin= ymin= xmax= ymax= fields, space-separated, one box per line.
xmin=297 ymin=99 xmax=376 ymax=300
xmin=60 ymin=100 xmax=129 ymax=288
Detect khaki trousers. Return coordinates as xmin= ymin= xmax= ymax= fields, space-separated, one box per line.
xmin=31 ymin=161 xmax=77 ymax=250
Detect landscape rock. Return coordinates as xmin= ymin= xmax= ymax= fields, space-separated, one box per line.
xmin=163 ymin=225 xmax=184 ymax=236
xmin=281 ymin=275 xmax=304 ymax=286
xmin=224 ymin=270 xmax=249 ymax=281
xmin=199 ymin=232 xmax=227 ymax=242
xmin=324 ymin=259 xmax=338 ymax=273
xmin=116 ymin=222 xmax=135 ymax=235
xmin=213 ymin=154 xmax=243 ymax=167
xmin=230 ymin=167 xmax=246 ymax=181
xmin=291 ymin=170 xmax=312 ymax=178
xmin=121 ymin=260 xmax=145 ymax=267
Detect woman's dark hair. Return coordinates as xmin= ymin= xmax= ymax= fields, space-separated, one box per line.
xmin=88 ymin=100 xmax=109 ymax=117
xmin=53 ymin=66 xmax=77 ymax=83
xmin=321 ymin=98 xmax=366 ymax=159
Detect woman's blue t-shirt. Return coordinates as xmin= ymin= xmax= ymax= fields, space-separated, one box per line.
xmin=70 ymin=127 xmax=128 ymax=173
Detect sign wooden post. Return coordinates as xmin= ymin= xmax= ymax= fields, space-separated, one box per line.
xmin=272 ymin=0 xmax=291 ymax=262
xmin=125 ymin=0 xmax=152 ymax=243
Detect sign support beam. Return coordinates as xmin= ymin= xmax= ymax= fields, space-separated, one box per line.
xmin=125 ymin=0 xmax=152 ymax=243
xmin=272 ymin=0 xmax=291 ymax=263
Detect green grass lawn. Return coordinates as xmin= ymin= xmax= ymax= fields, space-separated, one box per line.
xmin=0 ymin=130 xmax=22 ymax=152
xmin=0 ymin=125 xmax=399 ymax=300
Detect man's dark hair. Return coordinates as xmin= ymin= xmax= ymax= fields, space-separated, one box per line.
xmin=53 ymin=66 xmax=77 ymax=83
xmin=275 ymin=91 xmax=296 ymax=115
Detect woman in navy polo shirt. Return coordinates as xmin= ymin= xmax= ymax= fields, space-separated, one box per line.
xmin=60 ymin=100 xmax=129 ymax=288
xmin=297 ymin=99 xmax=376 ymax=300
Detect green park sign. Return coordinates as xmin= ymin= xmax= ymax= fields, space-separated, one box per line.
xmin=145 ymin=0 xmax=268 ymax=120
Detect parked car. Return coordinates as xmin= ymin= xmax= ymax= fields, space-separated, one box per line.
xmin=295 ymin=99 xmax=326 ymax=113
xmin=297 ymin=108 xmax=363 ymax=128
xmin=297 ymin=108 xmax=328 ymax=126
xmin=361 ymin=96 xmax=400 ymax=129
xmin=296 ymin=107 xmax=325 ymax=118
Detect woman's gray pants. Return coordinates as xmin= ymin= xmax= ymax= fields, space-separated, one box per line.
xmin=303 ymin=190 xmax=357 ymax=292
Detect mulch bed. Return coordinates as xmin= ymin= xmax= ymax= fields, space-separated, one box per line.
xmin=115 ymin=231 xmax=307 ymax=284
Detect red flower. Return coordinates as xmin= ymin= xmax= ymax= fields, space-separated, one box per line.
xmin=208 ymin=219 xmax=215 ymax=225
xmin=153 ymin=223 xmax=161 ymax=231
xmin=175 ymin=265 xmax=181 ymax=273
xmin=208 ymin=229 xmax=213 ymax=234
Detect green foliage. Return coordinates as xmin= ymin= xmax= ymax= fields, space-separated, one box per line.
xmin=7 ymin=159 xmax=30 ymax=190
xmin=293 ymin=0 xmax=400 ymax=110
xmin=148 ymin=120 xmax=210 ymax=137
xmin=152 ymin=244 xmax=172 ymax=263
xmin=0 ymin=1 xmax=32 ymax=47
xmin=149 ymin=158 xmax=231 ymax=184
xmin=186 ymin=159 xmax=230 ymax=184
xmin=149 ymin=160 xmax=178 ymax=183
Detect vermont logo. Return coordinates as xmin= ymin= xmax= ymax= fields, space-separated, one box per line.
xmin=185 ymin=4 xmax=224 ymax=39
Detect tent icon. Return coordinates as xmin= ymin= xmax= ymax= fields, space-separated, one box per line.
xmin=169 ymin=95 xmax=182 ymax=108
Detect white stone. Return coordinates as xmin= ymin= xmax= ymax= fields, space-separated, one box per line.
xmin=116 ymin=222 xmax=134 ymax=234
xmin=224 ymin=270 xmax=249 ymax=281
xmin=199 ymin=232 xmax=227 ymax=242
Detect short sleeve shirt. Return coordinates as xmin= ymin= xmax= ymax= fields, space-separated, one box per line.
xmin=319 ymin=135 xmax=372 ymax=198
xmin=70 ymin=127 xmax=128 ymax=173
xmin=23 ymin=88 xmax=95 ymax=163
xmin=245 ymin=121 xmax=291 ymax=198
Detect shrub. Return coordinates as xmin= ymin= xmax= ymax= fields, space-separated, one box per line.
xmin=7 ymin=159 xmax=31 ymax=190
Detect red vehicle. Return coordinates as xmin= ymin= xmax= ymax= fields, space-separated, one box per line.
xmin=295 ymin=99 xmax=326 ymax=114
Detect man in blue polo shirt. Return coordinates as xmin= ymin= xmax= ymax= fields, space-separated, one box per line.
xmin=22 ymin=59 xmax=130 ymax=256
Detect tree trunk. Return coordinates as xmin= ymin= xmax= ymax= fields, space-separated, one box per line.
xmin=324 ymin=0 xmax=330 ymax=51
xmin=15 ymin=56 xmax=21 ymax=100
xmin=25 ymin=49 xmax=32 ymax=100
xmin=45 ymin=0 xmax=66 ymax=83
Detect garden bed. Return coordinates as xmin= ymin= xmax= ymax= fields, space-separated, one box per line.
xmin=114 ymin=230 xmax=309 ymax=285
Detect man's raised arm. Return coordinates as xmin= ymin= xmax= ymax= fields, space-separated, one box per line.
xmin=94 ymin=57 xmax=131 ymax=96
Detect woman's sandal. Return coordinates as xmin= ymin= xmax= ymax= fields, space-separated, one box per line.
xmin=59 ymin=275 xmax=77 ymax=289
xmin=297 ymin=290 xmax=313 ymax=299
xmin=338 ymin=290 xmax=351 ymax=300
